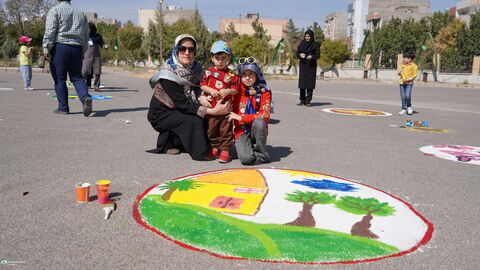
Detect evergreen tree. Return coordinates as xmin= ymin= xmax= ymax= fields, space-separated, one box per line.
xmin=223 ymin=22 xmax=239 ymax=43
xmin=144 ymin=20 xmax=161 ymax=63
xmin=309 ymin=21 xmax=325 ymax=45
xmin=190 ymin=7 xmax=212 ymax=66
xmin=251 ymin=18 xmax=271 ymax=42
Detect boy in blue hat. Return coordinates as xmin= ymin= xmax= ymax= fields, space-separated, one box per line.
xmin=200 ymin=40 xmax=240 ymax=163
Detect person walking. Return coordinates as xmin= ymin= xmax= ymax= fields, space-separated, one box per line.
xmin=296 ymin=29 xmax=320 ymax=107
xmin=82 ymin=23 xmax=104 ymax=92
xmin=42 ymin=0 xmax=92 ymax=116
xmin=18 ymin=36 xmax=34 ymax=91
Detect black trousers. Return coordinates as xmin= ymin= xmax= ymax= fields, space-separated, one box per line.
xmin=299 ymin=89 xmax=313 ymax=104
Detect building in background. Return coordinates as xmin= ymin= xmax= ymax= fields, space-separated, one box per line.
xmin=347 ymin=0 xmax=431 ymax=53
xmin=348 ymin=0 xmax=369 ymax=53
xmin=138 ymin=6 xmax=195 ymax=30
xmin=219 ymin=13 xmax=287 ymax=45
xmin=84 ymin=12 xmax=121 ymax=26
xmin=366 ymin=0 xmax=431 ymax=30
xmin=456 ymin=0 xmax=480 ymax=25
xmin=324 ymin=12 xmax=349 ymax=40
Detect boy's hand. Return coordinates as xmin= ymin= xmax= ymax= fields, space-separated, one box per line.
xmin=199 ymin=95 xmax=212 ymax=108
xmin=397 ymin=69 xmax=402 ymax=75
xmin=227 ymin=112 xmax=242 ymax=122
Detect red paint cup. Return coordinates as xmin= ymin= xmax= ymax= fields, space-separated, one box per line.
xmin=95 ymin=180 xmax=111 ymax=204
xmin=75 ymin=183 xmax=91 ymax=203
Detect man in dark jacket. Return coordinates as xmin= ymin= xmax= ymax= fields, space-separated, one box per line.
xmin=296 ymin=29 xmax=320 ymax=107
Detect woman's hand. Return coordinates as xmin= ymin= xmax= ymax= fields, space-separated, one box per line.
xmin=219 ymin=88 xmax=231 ymax=99
xmin=300 ymin=53 xmax=306 ymax=59
xmin=306 ymin=55 xmax=312 ymax=60
xmin=208 ymin=99 xmax=232 ymax=115
xmin=227 ymin=112 xmax=242 ymax=122
xmin=199 ymin=95 xmax=212 ymax=108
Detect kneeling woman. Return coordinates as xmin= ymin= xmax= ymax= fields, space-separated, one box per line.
xmin=147 ymin=34 xmax=230 ymax=160
xmin=228 ymin=59 xmax=272 ymax=165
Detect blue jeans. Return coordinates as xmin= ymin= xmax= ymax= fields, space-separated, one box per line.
xmin=399 ymin=84 xmax=413 ymax=110
xmin=49 ymin=43 xmax=90 ymax=112
xmin=20 ymin=65 xmax=32 ymax=88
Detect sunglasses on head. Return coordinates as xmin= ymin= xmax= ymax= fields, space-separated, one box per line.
xmin=177 ymin=45 xmax=196 ymax=54
xmin=238 ymin=57 xmax=256 ymax=65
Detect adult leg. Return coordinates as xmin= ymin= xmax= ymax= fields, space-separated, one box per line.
xmin=20 ymin=66 xmax=28 ymax=89
xmin=85 ymin=73 xmax=92 ymax=88
xmin=151 ymin=111 xmax=209 ymax=160
xmin=67 ymin=45 xmax=90 ymax=104
xmin=299 ymin=89 xmax=306 ymax=105
xmin=235 ymin=134 xmax=256 ymax=165
xmin=306 ymin=89 xmax=313 ymax=105
xmin=251 ymin=118 xmax=270 ymax=163
xmin=93 ymin=73 xmax=101 ymax=91
xmin=51 ymin=44 xmax=70 ymax=112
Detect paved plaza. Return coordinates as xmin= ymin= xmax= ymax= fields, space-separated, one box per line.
xmin=1 ymin=69 xmax=479 ymax=269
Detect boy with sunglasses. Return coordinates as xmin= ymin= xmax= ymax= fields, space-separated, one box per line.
xmin=200 ymin=40 xmax=240 ymax=163
xmin=228 ymin=58 xmax=271 ymax=165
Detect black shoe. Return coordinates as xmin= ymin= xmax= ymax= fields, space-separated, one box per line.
xmin=305 ymin=103 xmax=312 ymax=107
xmin=297 ymin=102 xmax=305 ymax=106
xmin=53 ymin=109 xmax=68 ymax=115
xmin=83 ymin=97 xmax=92 ymax=117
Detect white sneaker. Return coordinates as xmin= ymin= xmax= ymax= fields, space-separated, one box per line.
xmin=407 ymin=107 xmax=413 ymax=115
xmin=25 ymin=87 xmax=34 ymax=91
xmin=398 ymin=109 xmax=407 ymax=115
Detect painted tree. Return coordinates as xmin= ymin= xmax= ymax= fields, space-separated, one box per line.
xmin=158 ymin=179 xmax=203 ymax=201
xmin=335 ymin=196 xmax=395 ymax=239
xmin=284 ymin=191 xmax=336 ymax=227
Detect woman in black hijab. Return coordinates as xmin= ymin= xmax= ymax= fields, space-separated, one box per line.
xmin=82 ymin=23 xmax=104 ymax=92
xmin=296 ymin=29 xmax=320 ymax=107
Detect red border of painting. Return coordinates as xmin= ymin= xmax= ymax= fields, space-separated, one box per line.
xmin=132 ymin=168 xmax=434 ymax=265
xmin=326 ymin=108 xmax=391 ymax=116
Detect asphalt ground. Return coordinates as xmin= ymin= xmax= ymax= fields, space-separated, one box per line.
xmin=1 ymin=69 xmax=479 ymax=269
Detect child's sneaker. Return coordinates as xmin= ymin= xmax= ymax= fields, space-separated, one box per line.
xmin=218 ymin=151 xmax=231 ymax=163
xmin=407 ymin=107 xmax=413 ymax=115
xmin=398 ymin=109 xmax=407 ymax=115
xmin=203 ymin=148 xmax=218 ymax=160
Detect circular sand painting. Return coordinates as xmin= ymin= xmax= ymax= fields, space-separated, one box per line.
xmin=420 ymin=145 xmax=480 ymax=165
xmin=134 ymin=169 xmax=433 ymax=264
xmin=323 ymin=108 xmax=392 ymax=116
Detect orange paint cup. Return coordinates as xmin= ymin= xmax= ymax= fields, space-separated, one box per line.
xmin=75 ymin=183 xmax=91 ymax=203
xmin=95 ymin=180 xmax=111 ymax=204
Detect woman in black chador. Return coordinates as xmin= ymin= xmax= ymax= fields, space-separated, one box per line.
xmin=82 ymin=23 xmax=104 ymax=92
xmin=296 ymin=29 xmax=320 ymax=107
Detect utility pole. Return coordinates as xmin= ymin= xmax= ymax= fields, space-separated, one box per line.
xmin=159 ymin=0 xmax=164 ymax=65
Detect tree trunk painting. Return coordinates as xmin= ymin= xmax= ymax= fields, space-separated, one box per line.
xmin=351 ymin=213 xmax=378 ymax=239
xmin=162 ymin=188 xmax=177 ymax=201
xmin=285 ymin=203 xmax=315 ymax=227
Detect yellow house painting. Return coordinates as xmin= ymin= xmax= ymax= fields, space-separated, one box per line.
xmin=167 ymin=169 xmax=268 ymax=216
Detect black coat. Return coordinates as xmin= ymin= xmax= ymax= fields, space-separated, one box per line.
xmin=296 ymin=30 xmax=321 ymax=89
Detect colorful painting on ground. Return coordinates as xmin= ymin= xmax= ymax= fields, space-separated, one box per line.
xmin=406 ymin=127 xmax=453 ymax=133
xmin=51 ymin=95 xmax=112 ymax=100
xmin=134 ymin=169 xmax=433 ymax=264
xmin=420 ymin=145 xmax=480 ymax=165
xmin=323 ymin=108 xmax=392 ymax=116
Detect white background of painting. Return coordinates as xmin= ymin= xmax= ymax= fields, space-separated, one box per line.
xmin=149 ymin=169 xmax=429 ymax=251
xmin=420 ymin=145 xmax=480 ymax=165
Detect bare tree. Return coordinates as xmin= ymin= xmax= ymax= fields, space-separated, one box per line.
xmin=0 ymin=0 xmax=54 ymax=36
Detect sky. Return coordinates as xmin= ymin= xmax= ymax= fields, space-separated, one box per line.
xmin=73 ymin=0 xmax=460 ymax=31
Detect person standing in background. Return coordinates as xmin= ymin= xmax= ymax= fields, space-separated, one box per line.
xmin=19 ymin=36 xmax=34 ymax=91
xmin=42 ymin=0 xmax=92 ymax=116
xmin=296 ymin=29 xmax=320 ymax=107
xmin=82 ymin=23 xmax=104 ymax=92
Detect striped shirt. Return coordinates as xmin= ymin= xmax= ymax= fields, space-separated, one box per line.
xmin=42 ymin=1 xmax=88 ymax=54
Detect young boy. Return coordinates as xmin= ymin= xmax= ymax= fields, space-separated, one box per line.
xmin=228 ymin=59 xmax=271 ymax=165
xmin=397 ymin=52 xmax=417 ymax=115
xmin=19 ymin=36 xmax=34 ymax=91
xmin=200 ymin=40 xmax=240 ymax=163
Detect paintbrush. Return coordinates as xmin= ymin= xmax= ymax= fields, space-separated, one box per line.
xmin=103 ymin=201 xmax=116 ymax=220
